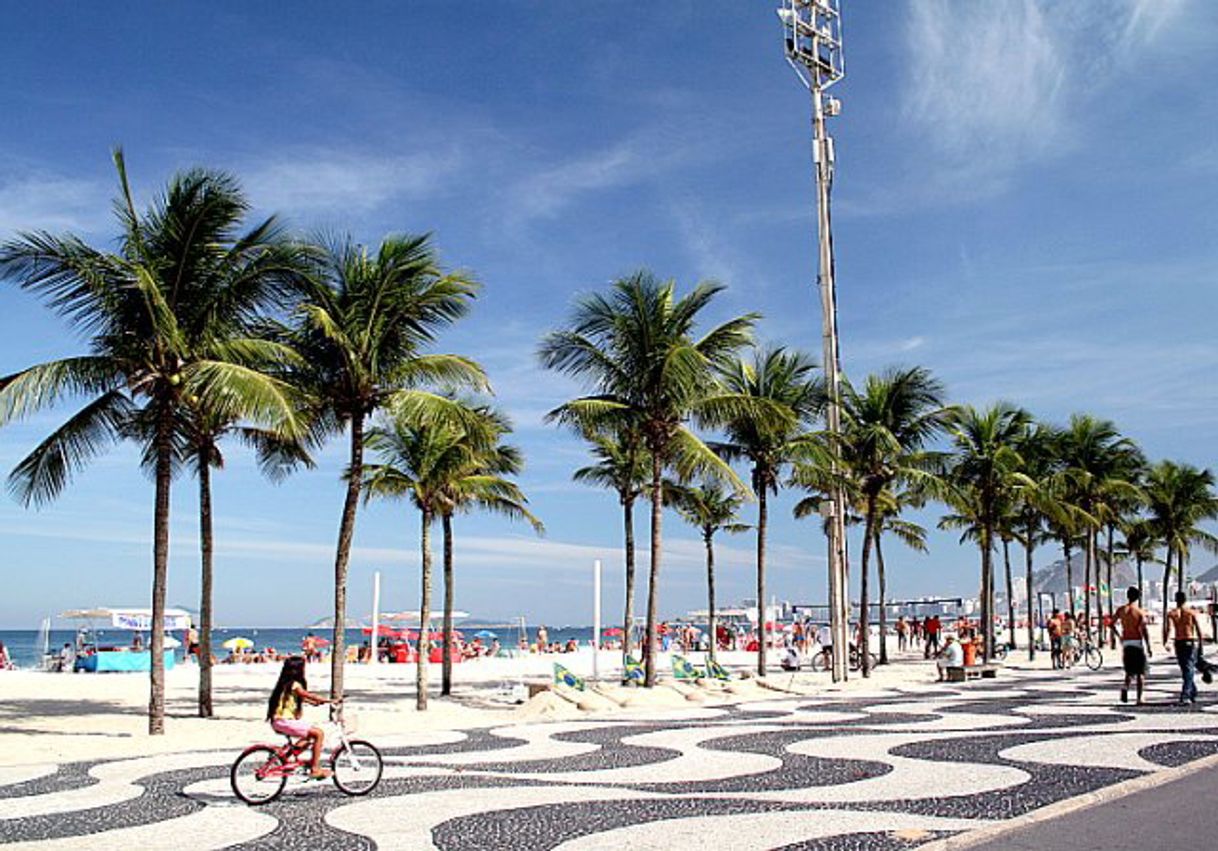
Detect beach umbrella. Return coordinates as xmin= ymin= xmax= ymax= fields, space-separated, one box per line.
xmin=312 ymin=637 xmax=331 ymax=646
xmin=474 ymin=630 xmax=498 ymax=639
xmin=603 ymin=627 xmax=624 ymax=637
xmin=363 ymin=625 xmax=401 ymax=637
xmin=222 ymin=637 xmax=253 ymax=650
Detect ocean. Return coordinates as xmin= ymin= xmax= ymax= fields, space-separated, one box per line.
xmin=0 ymin=624 xmax=601 ymax=670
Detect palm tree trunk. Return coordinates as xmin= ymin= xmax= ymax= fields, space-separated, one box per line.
xmin=705 ymin=532 xmax=717 ymax=663
xmin=1105 ymin=524 xmax=1116 ymax=649
xmin=1177 ymin=549 xmax=1187 ymax=597
xmin=1003 ymin=537 xmax=1015 ymax=650
xmin=980 ymin=526 xmax=993 ymax=663
xmin=643 ymin=451 xmax=663 ymax=688
xmin=330 ymin=414 xmax=365 ymax=704
xmin=876 ymin=530 xmax=888 ymax=665
xmin=418 ymin=506 xmax=433 ymax=711
xmin=441 ymin=512 xmax=454 ymax=697
xmin=859 ymin=502 xmax=875 ymax=677
xmin=1084 ymin=529 xmax=1094 ymax=643
xmin=1064 ymin=539 xmax=1075 ymax=616
xmin=1135 ymin=554 xmax=1144 ymax=600
xmin=197 ymin=452 xmax=214 ymax=718
xmin=623 ymin=498 xmax=636 ymax=657
xmin=149 ymin=405 xmax=173 ymax=735
xmin=756 ymin=480 xmax=768 ymax=677
xmin=1024 ymin=528 xmax=1036 ymax=661
xmin=1162 ymin=547 xmax=1173 ymax=616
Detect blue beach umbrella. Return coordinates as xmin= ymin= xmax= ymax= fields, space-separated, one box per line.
xmin=474 ymin=630 xmax=498 ymax=639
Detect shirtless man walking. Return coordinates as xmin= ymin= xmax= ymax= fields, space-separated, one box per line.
xmin=1164 ymin=591 xmax=1205 ymax=706
xmin=1114 ymin=587 xmax=1153 ymax=704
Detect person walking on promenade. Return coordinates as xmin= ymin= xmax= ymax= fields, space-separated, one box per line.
xmin=923 ymin=615 xmax=941 ymax=659
xmin=1114 ymin=587 xmax=1153 ymax=705
xmin=1047 ymin=610 xmax=1063 ymax=669
xmin=896 ymin=616 xmax=909 ymax=652
xmin=1164 ymin=591 xmax=1204 ymax=706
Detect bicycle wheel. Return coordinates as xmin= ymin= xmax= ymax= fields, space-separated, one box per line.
xmin=811 ymin=652 xmax=830 ymax=672
xmin=331 ymin=739 xmax=383 ymax=796
xmin=231 ymin=745 xmax=288 ymax=805
xmin=1085 ymin=646 xmax=1103 ymax=671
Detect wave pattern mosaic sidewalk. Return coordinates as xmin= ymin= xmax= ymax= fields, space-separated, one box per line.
xmin=3 ymin=668 xmax=1218 ymax=850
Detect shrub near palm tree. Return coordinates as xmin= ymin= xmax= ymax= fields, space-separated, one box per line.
xmin=288 ymin=235 xmax=484 ymax=703
xmin=716 ymin=347 xmax=821 ymax=675
xmin=672 ymin=482 xmax=750 ymax=662
xmin=0 ymin=152 xmax=302 ymax=733
xmin=540 ymin=271 xmax=763 ymax=686
xmin=940 ymin=404 xmax=1032 ymax=662
xmin=437 ymin=408 xmax=543 ymax=696
xmin=572 ymin=429 xmax=650 ymax=655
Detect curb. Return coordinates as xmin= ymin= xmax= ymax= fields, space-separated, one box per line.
xmin=916 ymin=751 xmax=1218 ymax=850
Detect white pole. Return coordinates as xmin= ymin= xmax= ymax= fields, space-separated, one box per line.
xmin=370 ymin=571 xmax=381 ymax=666
xmin=593 ymin=559 xmax=602 ymax=682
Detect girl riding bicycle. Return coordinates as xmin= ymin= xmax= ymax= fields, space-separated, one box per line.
xmin=266 ymin=656 xmax=336 ymax=780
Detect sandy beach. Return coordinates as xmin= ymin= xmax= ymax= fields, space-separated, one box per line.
xmin=0 ymin=647 xmax=1000 ymax=767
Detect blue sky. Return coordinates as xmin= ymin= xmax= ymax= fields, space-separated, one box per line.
xmin=1 ymin=1 xmax=1216 ymax=628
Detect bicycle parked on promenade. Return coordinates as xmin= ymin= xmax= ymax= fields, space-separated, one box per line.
xmin=230 ymin=703 xmax=383 ymax=805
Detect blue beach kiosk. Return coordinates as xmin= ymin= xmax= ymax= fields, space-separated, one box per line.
xmin=59 ymin=607 xmax=189 ymax=672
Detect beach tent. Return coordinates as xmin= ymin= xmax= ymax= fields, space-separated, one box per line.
xmin=60 ymin=607 xmax=191 ymax=632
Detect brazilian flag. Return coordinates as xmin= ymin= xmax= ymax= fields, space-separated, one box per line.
xmin=553 ymin=662 xmax=586 ymax=691
xmin=672 ymin=655 xmax=704 ymax=680
xmin=706 ymin=657 xmax=732 ymax=681
xmin=623 ymin=654 xmax=645 ymax=683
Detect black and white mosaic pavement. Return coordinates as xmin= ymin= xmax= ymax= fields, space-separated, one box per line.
xmin=3 ymin=661 xmax=1217 ymax=850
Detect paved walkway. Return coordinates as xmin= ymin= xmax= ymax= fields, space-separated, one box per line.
xmin=1 ymin=661 xmax=1215 ymax=849
xmin=968 ymin=760 xmax=1218 ymax=850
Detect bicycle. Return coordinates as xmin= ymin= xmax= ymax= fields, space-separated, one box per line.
xmin=230 ymin=704 xmax=383 ymax=805
xmin=811 ymin=645 xmax=878 ymax=672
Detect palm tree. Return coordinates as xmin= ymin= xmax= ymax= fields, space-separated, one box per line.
xmin=1117 ymin=518 xmax=1160 ymax=599
xmin=540 ymin=272 xmax=764 ymax=686
xmin=363 ymin=407 xmax=491 ymax=710
xmin=288 ymin=235 xmax=484 ymax=703
xmin=1144 ymin=461 xmax=1218 ymax=611
xmin=716 ymin=347 xmax=821 ymax=675
xmin=941 ymin=404 xmax=1032 ymax=661
xmin=183 ymin=406 xmax=313 ymax=717
xmin=796 ymin=367 xmax=949 ymax=676
xmin=873 ymin=492 xmax=927 ymax=662
xmin=1056 ymin=415 xmax=1141 ymax=644
xmin=672 ymin=482 xmax=750 ymax=662
xmin=437 ymin=408 xmax=543 ymax=696
xmin=572 ymin=429 xmax=650 ymax=655
xmin=1010 ymin=424 xmax=1063 ymax=660
xmin=0 ymin=152 xmax=301 ymax=734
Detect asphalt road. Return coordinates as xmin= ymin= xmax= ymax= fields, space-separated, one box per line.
xmin=967 ymin=762 xmax=1218 ymax=850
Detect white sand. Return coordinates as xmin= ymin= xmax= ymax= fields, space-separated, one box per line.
xmin=0 ymin=646 xmax=1057 ymax=767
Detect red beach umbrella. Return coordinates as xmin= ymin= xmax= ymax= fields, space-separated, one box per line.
xmin=603 ymin=627 xmax=624 ymax=637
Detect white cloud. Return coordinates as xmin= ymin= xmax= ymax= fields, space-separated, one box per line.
xmin=242 ymin=147 xmax=464 ymax=215
xmin=898 ymin=0 xmax=1191 ymax=203
xmin=0 ymin=170 xmax=109 ymax=235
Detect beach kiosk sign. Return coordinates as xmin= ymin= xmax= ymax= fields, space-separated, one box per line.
xmin=59 ymin=607 xmax=189 ymax=672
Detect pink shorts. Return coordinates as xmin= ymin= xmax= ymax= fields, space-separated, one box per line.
xmin=271 ymin=718 xmax=313 ymax=738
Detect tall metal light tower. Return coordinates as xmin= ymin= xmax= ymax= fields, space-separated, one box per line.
xmin=778 ymin=0 xmax=850 ymax=682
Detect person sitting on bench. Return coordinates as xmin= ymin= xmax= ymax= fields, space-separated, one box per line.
xmin=936 ymin=635 xmax=964 ymax=682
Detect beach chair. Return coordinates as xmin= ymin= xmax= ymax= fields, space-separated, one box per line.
xmin=672 ymin=654 xmax=704 ymax=680
xmin=705 ymin=657 xmax=732 ymax=681
xmin=622 ymin=654 xmax=645 ymax=684
xmin=553 ymin=662 xmax=586 ymax=691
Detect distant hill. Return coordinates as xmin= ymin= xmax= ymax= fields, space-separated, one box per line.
xmin=1030 ymin=554 xmax=1139 ymax=594
xmin=1194 ymin=564 xmax=1218 ymax=583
